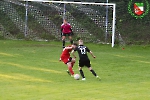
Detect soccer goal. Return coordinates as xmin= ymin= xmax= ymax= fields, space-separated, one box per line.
xmin=21 ymin=0 xmax=116 ymax=47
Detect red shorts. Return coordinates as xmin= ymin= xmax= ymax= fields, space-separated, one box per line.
xmin=61 ymin=56 xmax=72 ymax=64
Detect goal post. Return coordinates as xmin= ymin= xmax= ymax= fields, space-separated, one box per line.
xmin=21 ymin=0 xmax=116 ymax=47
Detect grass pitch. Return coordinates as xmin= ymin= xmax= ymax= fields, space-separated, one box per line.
xmin=0 ymin=40 xmax=150 ymax=100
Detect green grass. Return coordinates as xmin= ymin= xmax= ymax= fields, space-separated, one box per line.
xmin=0 ymin=40 xmax=150 ymax=100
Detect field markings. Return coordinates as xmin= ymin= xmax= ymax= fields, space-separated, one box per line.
xmin=8 ymin=62 xmax=62 ymax=74
xmin=0 ymin=73 xmax=51 ymax=83
xmin=0 ymin=52 xmax=22 ymax=57
xmin=132 ymin=60 xmax=150 ymax=64
xmin=23 ymin=49 xmax=36 ymax=53
xmin=0 ymin=52 xmax=14 ymax=57
xmin=111 ymin=54 xmax=150 ymax=64
xmin=0 ymin=61 xmax=62 ymax=74
xmin=111 ymin=54 xmax=145 ymax=58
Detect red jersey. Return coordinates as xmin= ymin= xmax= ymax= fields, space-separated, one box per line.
xmin=61 ymin=23 xmax=71 ymax=33
xmin=60 ymin=45 xmax=73 ymax=64
xmin=61 ymin=45 xmax=72 ymax=57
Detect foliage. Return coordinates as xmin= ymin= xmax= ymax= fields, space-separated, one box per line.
xmin=0 ymin=10 xmax=20 ymax=36
xmin=0 ymin=0 xmax=150 ymax=44
xmin=67 ymin=5 xmax=104 ymax=37
xmin=0 ymin=32 xmax=4 ymax=39
xmin=13 ymin=4 xmax=52 ymax=38
xmin=67 ymin=0 xmax=150 ymax=44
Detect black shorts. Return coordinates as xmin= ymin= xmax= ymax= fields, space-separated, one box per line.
xmin=79 ymin=59 xmax=91 ymax=68
xmin=66 ymin=57 xmax=72 ymax=64
xmin=62 ymin=32 xmax=72 ymax=36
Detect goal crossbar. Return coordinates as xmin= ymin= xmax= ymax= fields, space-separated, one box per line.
xmin=21 ymin=0 xmax=116 ymax=47
xmin=21 ymin=0 xmax=115 ymax=6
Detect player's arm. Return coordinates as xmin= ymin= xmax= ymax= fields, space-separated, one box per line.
xmin=89 ymin=51 xmax=96 ymax=58
xmin=70 ymin=28 xmax=73 ymax=32
xmin=86 ymin=47 xmax=96 ymax=58
xmin=70 ymin=25 xmax=74 ymax=35
xmin=71 ymin=50 xmax=76 ymax=58
xmin=60 ymin=26 xmax=63 ymax=37
xmin=59 ymin=58 xmax=61 ymax=61
xmin=64 ymin=47 xmax=73 ymax=50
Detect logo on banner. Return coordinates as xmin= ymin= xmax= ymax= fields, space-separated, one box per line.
xmin=134 ymin=3 xmax=144 ymax=15
xmin=128 ymin=0 xmax=149 ymax=19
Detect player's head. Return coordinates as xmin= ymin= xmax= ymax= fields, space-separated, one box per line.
xmin=63 ymin=19 xmax=67 ymax=24
xmin=72 ymin=43 xmax=78 ymax=49
xmin=78 ymin=39 xmax=83 ymax=45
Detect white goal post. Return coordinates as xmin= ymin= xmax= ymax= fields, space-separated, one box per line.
xmin=21 ymin=0 xmax=116 ymax=47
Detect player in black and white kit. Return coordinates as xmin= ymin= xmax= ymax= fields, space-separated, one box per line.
xmin=72 ymin=40 xmax=101 ymax=80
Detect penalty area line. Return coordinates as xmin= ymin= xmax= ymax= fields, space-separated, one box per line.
xmin=0 ymin=61 xmax=63 ymax=74
xmin=132 ymin=60 xmax=150 ymax=64
xmin=0 ymin=73 xmax=52 ymax=83
xmin=111 ymin=54 xmax=145 ymax=59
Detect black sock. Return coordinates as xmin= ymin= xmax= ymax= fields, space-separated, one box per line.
xmin=70 ymin=40 xmax=73 ymax=44
xmin=90 ymin=69 xmax=97 ymax=76
xmin=79 ymin=69 xmax=85 ymax=78
xmin=62 ymin=40 xmax=65 ymax=47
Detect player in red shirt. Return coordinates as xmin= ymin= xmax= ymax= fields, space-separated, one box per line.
xmin=60 ymin=43 xmax=78 ymax=76
xmin=61 ymin=19 xmax=74 ymax=48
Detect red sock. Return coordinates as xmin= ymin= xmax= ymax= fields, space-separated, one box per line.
xmin=68 ymin=66 xmax=74 ymax=75
xmin=71 ymin=62 xmax=75 ymax=68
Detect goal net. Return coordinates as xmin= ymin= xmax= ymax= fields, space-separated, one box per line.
xmin=1 ymin=0 xmax=116 ymax=47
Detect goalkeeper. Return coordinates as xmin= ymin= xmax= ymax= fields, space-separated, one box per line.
xmin=61 ymin=19 xmax=74 ymax=48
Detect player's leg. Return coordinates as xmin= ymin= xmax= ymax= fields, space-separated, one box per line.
xmin=62 ymin=33 xmax=66 ymax=48
xmin=67 ymin=57 xmax=75 ymax=76
xmin=78 ymin=60 xmax=85 ymax=80
xmin=67 ymin=62 xmax=74 ymax=76
xmin=87 ymin=62 xmax=101 ymax=80
xmin=88 ymin=67 xmax=97 ymax=76
xmin=61 ymin=56 xmax=74 ymax=76
xmin=86 ymin=59 xmax=100 ymax=78
xmin=71 ymin=58 xmax=75 ymax=67
xmin=68 ymin=33 xmax=73 ymax=44
xmin=79 ymin=67 xmax=85 ymax=80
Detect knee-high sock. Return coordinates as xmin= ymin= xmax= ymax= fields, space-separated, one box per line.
xmin=90 ymin=69 xmax=97 ymax=76
xmin=62 ymin=40 xmax=65 ymax=47
xmin=68 ymin=66 xmax=74 ymax=75
xmin=70 ymin=40 xmax=73 ymax=44
xmin=71 ymin=62 xmax=75 ymax=68
xmin=79 ymin=69 xmax=85 ymax=78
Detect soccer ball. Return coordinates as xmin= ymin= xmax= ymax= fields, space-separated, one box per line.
xmin=74 ymin=74 xmax=80 ymax=80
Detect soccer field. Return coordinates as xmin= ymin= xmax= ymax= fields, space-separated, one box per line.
xmin=0 ymin=40 xmax=149 ymax=100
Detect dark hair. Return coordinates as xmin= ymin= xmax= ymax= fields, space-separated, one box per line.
xmin=73 ymin=43 xmax=78 ymax=46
